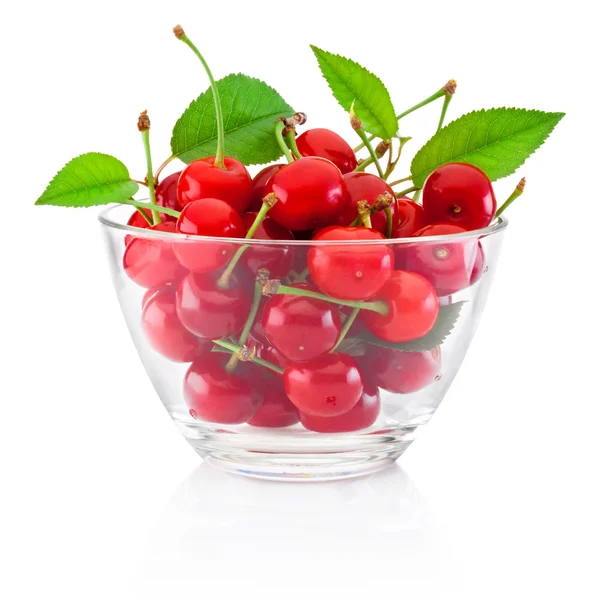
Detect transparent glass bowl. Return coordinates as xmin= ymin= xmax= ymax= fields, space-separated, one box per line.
xmin=100 ymin=204 xmax=507 ymax=481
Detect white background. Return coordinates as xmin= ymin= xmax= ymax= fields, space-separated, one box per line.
xmin=1 ymin=1 xmax=599 ymax=598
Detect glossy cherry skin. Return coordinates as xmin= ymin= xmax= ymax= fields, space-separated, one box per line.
xmin=296 ymin=128 xmax=358 ymax=174
xmin=248 ymin=164 xmax=285 ymax=212
xmin=265 ymin=157 xmax=348 ymax=231
xmin=184 ymin=353 xmax=264 ymax=424
xmin=396 ymin=223 xmax=479 ymax=296
xmin=240 ymin=212 xmax=294 ymax=278
xmin=422 ymin=162 xmax=496 ymax=230
xmin=248 ymin=379 xmax=299 ymax=428
xmin=176 ymin=271 xmax=252 ymax=339
xmin=174 ymin=198 xmax=245 ymax=274
xmin=361 ymin=270 xmax=439 ymax=342
xmin=362 ymin=346 xmax=441 ymax=393
xmin=261 ymin=284 xmax=342 ymax=361
xmin=177 ymin=156 xmax=253 ymax=213
xmin=141 ymin=289 xmax=210 ymax=362
xmin=392 ymin=197 xmax=428 ymax=238
xmin=123 ymin=221 xmax=187 ymax=289
xmin=470 ymin=242 xmax=486 ymax=285
xmin=155 ymin=171 xmax=183 ymax=215
xmin=308 ymin=226 xmax=394 ymax=300
xmin=336 ymin=172 xmax=399 ymax=236
xmin=284 ymin=353 xmax=364 ymax=418
xmin=300 ymin=380 xmax=380 ymax=432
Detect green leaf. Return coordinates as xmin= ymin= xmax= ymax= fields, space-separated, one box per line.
xmin=310 ymin=45 xmax=398 ymax=140
xmin=35 ymin=153 xmax=138 ymax=207
xmin=171 ymin=73 xmax=294 ymax=166
xmin=410 ymin=108 xmax=565 ymax=187
xmin=357 ymin=301 xmax=466 ymax=352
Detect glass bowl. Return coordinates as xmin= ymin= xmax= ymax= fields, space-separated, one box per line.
xmin=99 ymin=204 xmax=507 ymax=481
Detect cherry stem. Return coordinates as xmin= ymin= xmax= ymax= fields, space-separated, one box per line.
xmin=437 ymin=94 xmax=453 ymax=132
xmin=154 ymin=155 xmax=176 ymax=185
xmin=134 ymin=206 xmax=153 ymax=226
xmin=290 ymin=267 xmax=309 ymax=283
xmin=121 ymin=198 xmax=181 ymax=219
xmin=175 ymin=26 xmax=225 ymax=169
xmin=412 ymin=188 xmax=423 ymax=204
xmin=274 ymin=120 xmax=295 ymax=163
xmin=395 ymin=185 xmax=418 ymax=198
xmin=285 ymin=130 xmax=303 ymax=159
xmin=213 ymin=339 xmax=284 ymax=376
xmin=216 ymin=196 xmax=276 ymax=289
xmin=131 ymin=179 xmax=148 ymax=187
xmin=357 ymin=200 xmax=372 ymax=228
xmin=138 ymin=112 xmax=160 ymax=225
xmin=496 ymin=177 xmax=526 ymax=217
xmin=331 ymin=307 xmax=360 ymax=353
xmin=353 ymin=156 xmax=374 ymax=172
xmin=268 ymin=283 xmax=389 ymax=315
xmin=384 ymin=207 xmax=393 ymax=239
xmin=383 ymin=137 xmax=411 ymax=181
xmin=389 ymin=175 xmax=413 ymax=187
xmin=355 ymin=128 xmax=385 ymax=178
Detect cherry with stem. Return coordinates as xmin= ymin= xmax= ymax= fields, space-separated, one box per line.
xmin=134 ymin=207 xmax=153 ymax=226
xmin=137 ymin=111 xmax=160 ymax=225
xmin=496 ymin=177 xmax=526 ymax=217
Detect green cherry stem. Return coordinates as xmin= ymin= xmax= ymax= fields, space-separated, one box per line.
xmin=331 ymin=307 xmax=360 ymax=353
xmin=290 ymin=266 xmax=309 ymax=283
xmin=212 ymin=339 xmax=285 ymax=375
xmin=350 ymin=105 xmax=385 ymax=178
xmin=389 ymin=175 xmax=413 ymax=187
xmin=274 ymin=120 xmax=295 ymax=164
xmin=122 ymin=198 xmax=181 ymax=219
xmin=353 ymin=156 xmax=374 ymax=172
xmin=285 ymin=130 xmax=303 ymax=160
xmin=383 ymin=137 xmax=411 ymax=181
xmin=496 ymin=177 xmax=526 ymax=217
xmin=264 ymin=281 xmax=389 ymax=315
xmin=384 ymin=207 xmax=393 ymax=238
xmin=153 ymin=155 xmax=176 ymax=185
xmin=395 ymin=185 xmax=418 ymax=198
xmin=174 ymin=25 xmax=226 ymax=169
xmin=412 ymin=188 xmax=423 ymax=204
xmin=357 ymin=200 xmax=373 ymax=229
xmin=137 ymin=111 xmax=160 ymax=225
xmin=134 ymin=206 xmax=154 ymax=226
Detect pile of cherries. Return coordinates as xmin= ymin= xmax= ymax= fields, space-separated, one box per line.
xmin=124 ymin=126 xmax=496 ymax=433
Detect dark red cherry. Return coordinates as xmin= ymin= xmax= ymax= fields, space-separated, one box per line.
xmin=362 ymin=346 xmax=441 ymax=393
xmin=392 ymin=197 xmax=427 ymax=238
xmin=177 ymin=156 xmax=253 ymax=213
xmin=174 ymin=198 xmax=245 ymax=274
xmin=361 ymin=270 xmax=439 ymax=342
xmin=176 ymin=271 xmax=252 ymax=339
xmin=308 ymin=226 xmax=394 ymax=300
xmin=336 ymin=172 xmax=399 ymax=236
xmin=299 ymin=380 xmax=380 ymax=432
xmin=141 ymin=289 xmax=210 ymax=362
xmin=284 ymin=353 xmax=364 ymax=418
xmin=155 ymin=171 xmax=183 ymax=215
xmin=248 ymin=379 xmax=299 ymax=428
xmin=265 ymin=157 xmax=348 ymax=231
xmin=123 ymin=221 xmax=187 ymax=289
xmin=184 ymin=353 xmax=264 ymax=424
xmin=422 ymin=162 xmax=496 ymax=230
xmin=240 ymin=212 xmax=294 ymax=278
xmin=248 ymin=164 xmax=285 ymax=212
xmin=261 ymin=284 xmax=342 ymax=361
xmin=295 ymin=128 xmax=358 ymax=174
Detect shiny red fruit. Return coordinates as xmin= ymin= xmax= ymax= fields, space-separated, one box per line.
xmin=337 ymin=172 xmax=399 ymax=236
xmin=174 ymin=198 xmax=245 ymax=273
xmin=184 ymin=354 xmax=264 ymax=424
xmin=265 ymin=157 xmax=348 ymax=231
xmin=176 ymin=271 xmax=251 ymax=339
xmin=248 ymin=164 xmax=285 ymax=212
xmin=308 ymin=226 xmax=394 ymax=300
xmin=248 ymin=379 xmax=299 ymax=428
xmin=362 ymin=346 xmax=441 ymax=393
xmin=284 ymin=353 xmax=364 ymax=418
xmin=392 ymin=197 xmax=427 ymax=238
xmin=422 ymin=163 xmax=496 ymax=230
xmin=155 ymin=171 xmax=182 ymax=215
xmin=240 ymin=212 xmax=294 ymax=278
xmin=296 ymin=128 xmax=358 ymax=174
xmin=262 ymin=284 xmax=342 ymax=361
xmin=299 ymin=380 xmax=380 ymax=432
xmin=141 ymin=289 xmax=210 ymax=362
xmin=177 ymin=156 xmax=253 ymax=213
xmin=361 ymin=270 xmax=439 ymax=342
xmin=123 ymin=221 xmax=187 ymax=289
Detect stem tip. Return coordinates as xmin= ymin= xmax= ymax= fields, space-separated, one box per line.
xmin=443 ymin=79 xmax=457 ymax=96
xmin=173 ymin=24 xmax=185 ymax=39
xmin=517 ymin=177 xmax=526 ymax=192
xmin=262 ymin=279 xmax=281 ymax=296
xmin=137 ymin=110 xmax=150 ymax=132
xmin=375 ymin=140 xmax=391 ymax=158
xmin=262 ymin=192 xmax=279 ymax=208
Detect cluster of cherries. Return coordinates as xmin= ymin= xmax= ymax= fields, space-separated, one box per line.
xmin=123 ymin=124 xmax=496 ymax=432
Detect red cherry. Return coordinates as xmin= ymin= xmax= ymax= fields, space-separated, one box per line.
xmin=265 ymin=157 xmax=348 ymax=231
xmin=470 ymin=242 xmax=486 ymax=285
xmin=397 ymin=223 xmax=479 ymax=296
xmin=155 ymin=171 xmax=183 ymax=215
xmin=248 ymin=379 xmax=299 ymax=428
xmin=284 ymin=353 xmax=364 ymax=417
xmin=361 ymin=270 xmax=439 ymax=342
xmin=240 ymin=212 xmax=294 ymax=278
xmin=392 ymin=197 xmax=427 ymax=238
xmin=177 ymin=156 xmax=253 ymax=213
xmin=308 ymin=226 xmax=394 ymax=300
xmin=123 ymin=221 xmax=187 ymax=289
xmin=176 ymin=271 xmax=252 ymax=339
xmin=141 ymin=289 xmax=210 ymax=362
xmin=337 ymin=172 xmax=399 ymax=236
xmin=261 ymin=284 xmax=342 ymax=361
xmin=185 ymin=353 xmax=264 ymax=424
xmin=299 ymin=380 xmax=380 ymax=432
xmin=174 ymin=198 xmax=245 ymax=274
xmin=362 ymin=346 xmax=441 ymax=393
xmin=255 ymin=343 xmax=289 ymax=370
xmin=248 ymin=164 xmax=285 ymax=212
xmin=422 ymin=163 xmax=496 ymax=230
xmin=295 ymin=128 xmax=358 ymax=174
xmin=127 ymin=209 xmax=153 ymax=230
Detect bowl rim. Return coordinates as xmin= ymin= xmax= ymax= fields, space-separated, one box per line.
xmin=98 ymin=203 xmax=508 ymax=246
